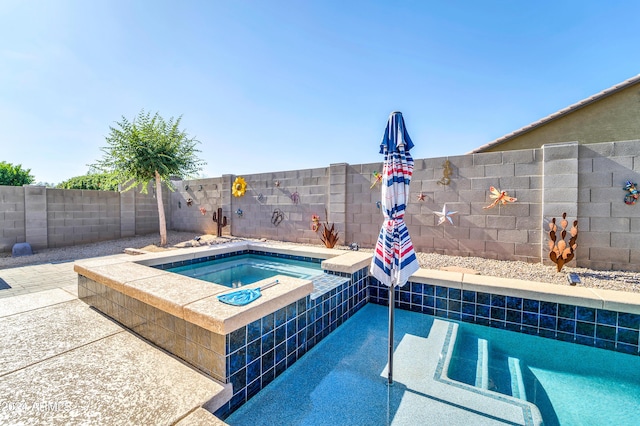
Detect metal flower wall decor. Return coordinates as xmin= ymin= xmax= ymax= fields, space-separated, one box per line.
xmin=232 ymin=176 xmax=247 ymax=197
xmin=624 ymin=181 xmax=639 ymax=205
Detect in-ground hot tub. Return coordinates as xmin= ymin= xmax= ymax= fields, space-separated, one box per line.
xmin=74 ymin=241 xmax=372 ymax=414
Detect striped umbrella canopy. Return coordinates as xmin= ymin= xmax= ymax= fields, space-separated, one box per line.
xmin=370 ymin=111 xmax=420 ymax=384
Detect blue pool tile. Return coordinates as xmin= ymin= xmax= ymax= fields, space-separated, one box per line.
xmin=476 ymin=317 xmax=490 ymax=327
xmin=435 ymin=309 xmax=447 ymax=318
xmin=490 ymin=295 xmax=505 ymax=308
xmin=538 ymin=328 xmax=555 ymax=339
xmin=557 ymin=318 xmax=576 ymax=333
xmin=448 ymin=300 xmax=461 ymax=313
xmin=539 ymin=315 xmax=556 ymax=331
xmin=556 ymin=331 xmax=575 ymax=343
xmin=275 ymin=359 xmax=286 ymax=377
xmin=247 ymin=319 xmax=261 ymax=343
xmin=462 ymin=302 xmax=475 ymax=315
xmin=261 ymin=313 xmax=275 ymax=333
xmin=399 ymin=291 xmax=411 ymax=304
xmin=449 ymin=288 xmax=461 ymax=300
xmin=595 ymin=339 xmax=616 ymax=351
xmin=596 ymin=309 xmax=617 ymax=326
xmin=436 ymin=298 xmax=447 ymax=310
xmin=576 ymin=321 xmax=595 ymax=337
xmin=539 ymin=301 xmax=558 ymax=316
xmin=275 ymin=342 xmax=287 ymax=364
xmin=423 ymin=296 xmax=435 ymax=308
xmin=422 ymin=284 xmax=434 ymax=296
xmin=246 ymin=359 xmax=261 ymax=384
xmin=230 ymin=348 xmax=247 ymax=375
xmin=489 ymin=320 xmax=506 ymax=329
xmin=618 ymin=312 xmax=640 ymax=330
xmin=411 ymin=282 xmax=423 ymax=294
xmin=411 ymin=293 xmax=423 ymax=306
xmin=261 ymin=349 xmax=274 ymax=373
xmin=286 ymin=320 xmax=296 ymax=338
xmin=462 ymin=314 xmax=475 ymax=323
xmin=505 ymin=322 xmax=521 ymax=332
xmin=506 ymin=309 xmax=521 ymax=324
xmin=506 ymin=296 xmax=522 ymax=310
xmin=476 ymin=292 xmax=490 ymax=306
xmin=617 ymin=328 xmax=639 ymax=345
xmin=462 ymin=290 xmax=476 ymax=302
xmin=522 ymin=312 xmax=539 ymax=327
xmin=558 ymin=304 xmax=576 ymax=319
xmin=275 ymin=309 xmax=287 ymax=327
xmin=246 ymin=339 xmax=261 ymax=364
xmin=229 ymin=327 xmax=246 ymax=353
xmin=521 ymin=325 xmax=537 ymax=336
xmin=286 ymin=336 xmax=297 ymax=355
xmin=490 ymin=307 xmax=505 ymax=321
xmin=616 ymin=342 xmax=639 ymax=355
xmin=422 ymin=306 xmax=435 ymax=316
xmin=447 ymin=312 xmax=462 ymax=321
xmin=435 ymin=286 xmax=448 ymax=298
xmin=576 ymin=306 xmax=596 ymax=322
xmin=476 ymin=304 xmax=490 ymax=319
xmin=246 ymin=377 xmax=261 ymax=399
xmin=522 ymin=299 xmax=539 ymax=313
xmin=275 ymin=325 xmax=286 ymax=344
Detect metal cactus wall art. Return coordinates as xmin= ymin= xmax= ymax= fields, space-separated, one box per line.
xmin=212 ymin=207 xmax=228 ymax=237
xmin=548 ymin=212 xmax=578 ymax=272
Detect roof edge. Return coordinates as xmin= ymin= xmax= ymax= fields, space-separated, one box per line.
xmin=468 ymin=74 xmax=640 ymax=154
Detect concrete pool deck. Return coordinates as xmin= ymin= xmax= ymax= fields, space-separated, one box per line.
xmin=2 ymin=245 xmax=640 ymax=425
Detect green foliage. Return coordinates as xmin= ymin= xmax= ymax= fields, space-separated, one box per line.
xmin=0 ymin=161 xmax=35 ymax=186
xmin=56 ymin=173 xmax=119 ymax=191
xmin=92 ymin=110 xmax=205 ymax=193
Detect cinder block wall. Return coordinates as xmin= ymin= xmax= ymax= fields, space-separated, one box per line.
xmin=0 ymin=186 xmax=27 ymax=252
xmin=170 ymin=177 xmax=224 ymax=235
xmin=46 ymin=189 xmax=121 ymax=248
xmin=0 ymin=185 xmax=161 ymax=252
xmin=165 ymin=140 xmax=640 ymax=271
xmin=577 ymin=140 xmax=640 ymax=271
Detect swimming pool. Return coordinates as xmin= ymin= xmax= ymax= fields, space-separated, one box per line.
xmin=447 ymin=322 xmax=640 ymax=425
xmin=224 ymin=304 xmax=640 ymax=425
xmin=166 ymin=253 xmax=323 ymax=288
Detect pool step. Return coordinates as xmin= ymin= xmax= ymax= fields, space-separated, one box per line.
xmin=475 ymin=338 xmax=489 ymax=390
xmin=508 ymin=357 xmax=527 ymax=401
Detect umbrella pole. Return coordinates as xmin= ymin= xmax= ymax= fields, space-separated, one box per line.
xmin=388 ymin=286 xmax=395 ymax=385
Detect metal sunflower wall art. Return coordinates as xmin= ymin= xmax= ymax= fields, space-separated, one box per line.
xmin=232 ymin=176 xmax=247 ymax=197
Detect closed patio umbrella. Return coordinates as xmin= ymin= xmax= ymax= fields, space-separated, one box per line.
xmin=370 ymin=111 xmax=420 ymax=385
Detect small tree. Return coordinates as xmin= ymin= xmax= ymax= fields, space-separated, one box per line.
xmin=93 ymin=110 xmax=205 ymax=245
xmin=0 ymin=161 xmax=35 ymax=186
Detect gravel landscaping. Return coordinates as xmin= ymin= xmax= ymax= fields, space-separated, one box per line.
xmin=1 ymin=231 xmax=639 ymax=293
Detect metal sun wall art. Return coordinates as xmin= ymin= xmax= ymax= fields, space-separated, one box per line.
xmin=232 ymin=177 xmax=247 ymax=197
xmin=434 ymin=204 xmax=458 ymax=225
xmin=624 ymin=180 xmax=639 ymax=205
xmin=483 ymin=186 xmax=517 ymax=209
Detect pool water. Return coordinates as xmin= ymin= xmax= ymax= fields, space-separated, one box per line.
xmin=167 ymin=253 xmax=323 ymax=288
xmin=447 ymin=322 xmax=640 ymax=425
xmin=224 ymin=304 xmax=640 ymax=425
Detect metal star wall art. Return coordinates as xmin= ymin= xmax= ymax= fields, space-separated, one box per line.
xmin=417 ymin=192 xmax=426 ymax=202
xmin=433 ymin=204 xmax=458 ymax=225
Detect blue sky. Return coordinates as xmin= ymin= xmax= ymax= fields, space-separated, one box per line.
xmin=2 ymin=0 xmax=639 ymax=184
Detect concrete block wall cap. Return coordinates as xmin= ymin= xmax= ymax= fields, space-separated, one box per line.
xmin=183 ymin=276 xmax=313 ymax=334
